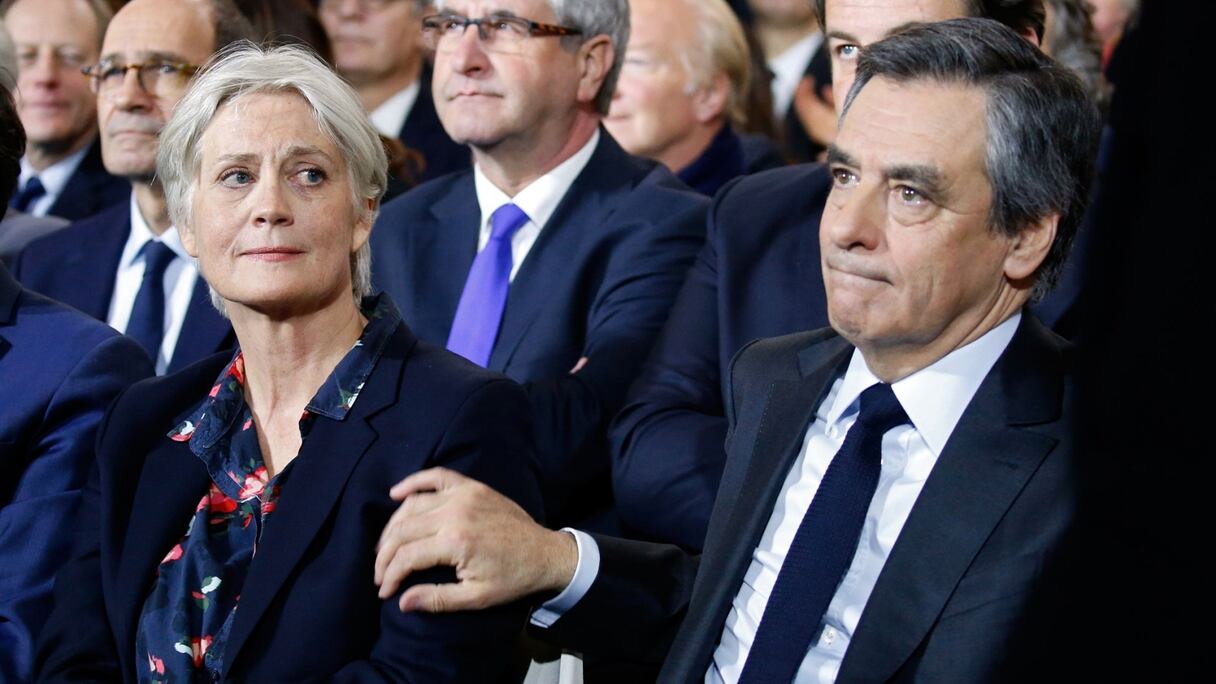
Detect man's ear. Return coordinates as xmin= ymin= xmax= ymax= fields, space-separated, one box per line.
xmin=575 ymin=35 xmax=614 ymax=106
xmin=692 ymin=73 xmax=730 ymax=124
xmin=1004 ymin=212 xmax=1058 ymax=285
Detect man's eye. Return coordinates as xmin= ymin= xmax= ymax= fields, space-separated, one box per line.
xmin=830 ymin=167 xmax=857 ymax=186
xmin=835 ymin=44 xmax=860 ymax=60
xmin=895 ymin=185 xmax=927 ymax=205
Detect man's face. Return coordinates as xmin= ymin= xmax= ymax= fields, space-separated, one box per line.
xmin=7 ymin=0 xmax=100 ymax=154
xmin=96 ymin=0 xmax=215 ymax=182
xmin=605 ymin=0 xmax=707 ymax=166
xmin=320 ymin=0 xmax=425 ymax=87
xmin=824 ymin=0 xmax=966 ymax=112
xmin=821 ymin=77 xmax=1019 ymax=360
xmin=431 ymin=0 xmax=586 ymax=152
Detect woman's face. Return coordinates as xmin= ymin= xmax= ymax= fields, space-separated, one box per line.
xmin=182 ymin=91 xmax=371 ymax=318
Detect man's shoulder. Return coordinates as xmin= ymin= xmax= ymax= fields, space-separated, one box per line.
xmin=732 ymin=327 xmax=848 ymax=383
xmin=20 ymin=202 xmax=130 ymax=261
xmin=377 ymin=169 xmax=473 ymax=221
xmin=716 ymin=162 xmax=832 ymax=215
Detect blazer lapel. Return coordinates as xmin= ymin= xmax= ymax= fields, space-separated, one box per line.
xmin=166 ymin=277 xmax=234 ymax=373
xmin=837 ymin=317 xmax=1065 ymax=682
xmin=415 ymin=176 xmax=480 ymax=344
xmin=221 ymin=329 xmax=412 ymax=675
xmin=112 ymin=440 xmax=212 ymax=664
xmin=487 ymin=133 xmax=624 ymax=370
xmin=676 ymin=340 xmax=851 ymax=675
xmin=64 ymin=202 xmax=129 ymax=319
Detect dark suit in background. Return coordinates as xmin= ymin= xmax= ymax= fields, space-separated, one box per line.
xmin=611 ymin=163 xmax=832 ymax=549
xmin=13 ymin=201 xmax=233 ymax=373
xmin=397 ymin=68 xmax=469 ymax=185
xmin=547 ymin=314 xmax=1081 ymax=682
xmin=35 ymin=323 xmax=543 ymax=682
xmin=41 ymin=139 xmax=128 ymax=223
xmin=0 ymin=209 xmax=66 ymax=267
xmin=372 ymin=133 xmax=708 ymax=529
xmin=0 ymin=263 xmax=152 ymax=683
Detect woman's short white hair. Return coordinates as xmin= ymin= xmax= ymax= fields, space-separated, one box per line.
xmin=156 ymin=41 xmax=387 ymax=310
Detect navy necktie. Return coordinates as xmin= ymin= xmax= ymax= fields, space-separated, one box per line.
xmin=10 ymin=176 xmax=45 ymax=212
xmin=738 ymin=382 xmax=910 ymax=684
xmin=446 ymin=203 xmax=530 ymax=367
xmin=125 ymin=240 xmax=178 ymax=364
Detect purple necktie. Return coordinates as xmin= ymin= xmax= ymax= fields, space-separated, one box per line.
xmin=446 ymin=203 xmax=530 ymax=367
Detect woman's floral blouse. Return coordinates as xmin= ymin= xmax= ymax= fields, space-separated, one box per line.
xmin=134 ymin=296 xmax=399 ymax=682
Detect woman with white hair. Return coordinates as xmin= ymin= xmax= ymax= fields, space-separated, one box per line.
xmin=34 ymin=43 xmax=542 ymax=683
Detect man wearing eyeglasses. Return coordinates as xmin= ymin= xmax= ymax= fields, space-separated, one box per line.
xmin=14 ymin=0 xmax=252 ymax=374
xmin=1 ymin=0 xmax=127 ymax=223
xmin=319 ymin=0 xmax=470 ymax=185
xmin=371 ymin=0 xmax=708 ymax=530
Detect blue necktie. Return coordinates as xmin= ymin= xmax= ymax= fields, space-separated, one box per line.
xmin=125 ymin=240 xmax=178 ymax=364
xmin=738 ymin=382 xmax=910 ymax=684
xmin=446 ymin=203 xmax=529 ymax=367
xmin=10 ymin=176 xmax=45 ymax=212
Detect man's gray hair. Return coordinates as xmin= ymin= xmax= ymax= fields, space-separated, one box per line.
xmin=157 ymin=42 xmax=387 ymax=310
xmin=434 ymin=0 xmax=629 ymax=115
xmin=842 ymin=18 xmax=1100 ymax=300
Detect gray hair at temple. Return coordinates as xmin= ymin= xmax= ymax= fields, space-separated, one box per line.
xmin=157 ymin=42 xmax=387 ymax=310
xmin=842 ymin=18 xmax=1100 ymax=299
xmin=433 ymin=0 xmax=630 ymax=115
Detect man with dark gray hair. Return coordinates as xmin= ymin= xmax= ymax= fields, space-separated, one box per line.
xmin=370 ymin=0 xmax=708 ymax=530
xmin=373 ymin=17 xmax=1100 ymax=682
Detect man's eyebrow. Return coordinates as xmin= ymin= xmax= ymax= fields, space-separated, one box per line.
xmin=99 ymin=49 xmax=187 ymax=63
xmin=826 ymin=29 xmax=860 ymax=44
xmin=826 ymin=145 xmax=858 ymax=168
xmin=885 ymin=163 xmax=948 ymax=198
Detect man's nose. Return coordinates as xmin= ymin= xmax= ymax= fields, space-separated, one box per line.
xmin=446 ymin=21 xmax=491 ymax=74
xmin=824 ymin=184 xmax=884 ymax=252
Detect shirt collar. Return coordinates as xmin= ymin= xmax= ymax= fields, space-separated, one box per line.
xmin=825 ymin=312 xmax=1022 ymax=457
xmin=119 ymin=192 xmax=189 ymax=268
xmin=768 ymin=31 xmax=823 ymax=117
xmin=368 ymin=80 xmax=422 ymax=138
xmin=472 ymin=128 xmax=600 ymax=233
xmin=19 ymin=144 xmax=91 ymax=199
xmin=169 ymin=294 xmax=404 ymax=448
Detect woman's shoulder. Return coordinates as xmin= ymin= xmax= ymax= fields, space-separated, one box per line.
xmin=106 ymin=350 xmax=234 ymax=435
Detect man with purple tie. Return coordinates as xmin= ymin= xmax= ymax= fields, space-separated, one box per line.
xmin=370 ymin=0 xmax=708 ymax=530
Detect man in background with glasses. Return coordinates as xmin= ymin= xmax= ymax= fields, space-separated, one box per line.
xmin=13 ymin=0 xmax=252 ymax=374
xmin=1 ymin=0 xmax=127 ymax=222
xmin=319 ymin=0 xmax=470 ymax=185
xmin=371 ymin=0 xmax=708 ymax=533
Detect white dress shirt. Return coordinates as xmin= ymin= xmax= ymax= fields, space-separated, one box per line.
xmin=367 ymin=81 xmax=421 ymax=139
xmin=537 ymin=313 xmax=1022 ymax=683
xmin=106 ymin=194 xmax=200 ymax=374
xmin=17 ymin=146 xmax=90 ymax=217
xmin=471 ymin=129 xmax=599 ymax=282
xmin=768 ymin=32 xmax=823 ymax=119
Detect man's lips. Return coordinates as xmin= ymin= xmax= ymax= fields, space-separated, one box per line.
xmin=824 ymin=257 xmax=889 ymax=284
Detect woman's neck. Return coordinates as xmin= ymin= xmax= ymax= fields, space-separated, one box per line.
xmin=228 ymin=295 xmax=367 ymax=474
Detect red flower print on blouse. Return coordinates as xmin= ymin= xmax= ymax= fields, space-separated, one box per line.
xmin=161 ymin=544 xmax=184 ymax=565
xmin=236 ymin=466 xmax=269 ymax=501
xmin=208 ymin=483 xmax=238 ymax=514
xmin=147 ymin=654 xmax=165 ymax=675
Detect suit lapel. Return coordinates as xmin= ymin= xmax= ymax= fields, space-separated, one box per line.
xmin=487 ymin=133 xmax=626 ymax=370
xmin=679 ymin=340 xmax=851 ymax=674
xmin=112 ymin=439 xmax=212 ymax=661
xmin=221 ymin=328 xmax=412 ymax=675
xmin=417 ymin=176 xmax=480 ymax=344
xmin=837 ymin=317 xmax=1065 ymax=682
xmin=166 ymin=277 xmax=234 ymax=373
xmin=64 ymin=202 xmax=129 ymax=319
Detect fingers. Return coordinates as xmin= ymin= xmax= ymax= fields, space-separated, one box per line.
xmin=399 ymin=581 xmax=486 ymax=613
xmin=376 ymin=534 xmax=457 ymax=599
xmin=388 ymin=466 xmax=464 ymax=501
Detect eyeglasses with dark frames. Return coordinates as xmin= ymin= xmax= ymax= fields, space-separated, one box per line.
xmin=81 ymin=60 xmax=201 ymax=98
xmin=420 ymin=13 xmax=582 ymax=53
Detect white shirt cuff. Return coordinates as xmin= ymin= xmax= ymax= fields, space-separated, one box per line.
xmin=529 ymin=528 xmax=600 ymax=628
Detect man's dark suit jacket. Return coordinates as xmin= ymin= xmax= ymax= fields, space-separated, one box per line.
xmin=13 ymin=200 xmax=234 ymax=373
xmin=34 ymin=321 xmax=545 ymax=682
xmin=43 ymin=138 xmax=128 ymax=222
xmin=371 ymin=131 xmax=708 ymax=528
xmin=612 ymin=162 xmax=1088 ymax=550
xmin=0 ymin=263 xmax=152 ymax=683
xmin=547 ymin=314 xmax=1081 ymax=682
xmin=397 ymin=68 xmax=470 ymax=185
